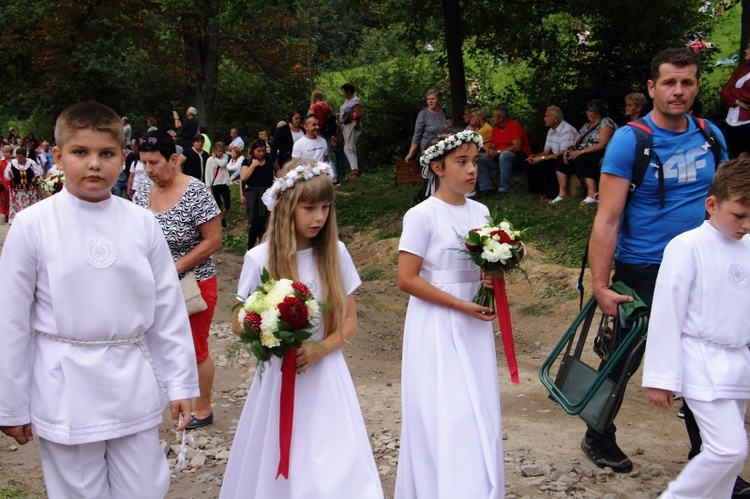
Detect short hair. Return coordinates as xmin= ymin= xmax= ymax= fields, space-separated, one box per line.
xmin=471 ymin=107 xmax=487 ymax=121
xmin=147 ymin=117 xmax=157 ymax=127
xmin=192 ymin=134 xmax=204 ymax=143
xmin=709 ymin=158 xmax=750 ymax=205
xmin=187 ymin=106 xmax=198 ymax=117
xmin=15 ymin=148 xmax=27 ymax=157
xmin=289 ymin=108 xmax=304 ymax=121
xmin=493 ymin=106 xmax=510 ymax=119
xmin=546 ymin=105 xmax=564 ymax=122
xmin=650 ymin=48 xmax=701 ymax=81
xmin=425 ymin=88 xmax=443 ymax=101
xmin=122 ymin=117 xmax=129 ymax=124
xmin=2 ymin=145 xmax=12 ymax=153
xmin=54 ymin=101 xmax=125 ymax=148
xmin=303 ymin=114 xmax=318 ymax=126
xmin=231 ymin=127 xmax=239 ymax=135
xmin=140 ymin=130 xmax=176 ymax=161
xmin=341 ymin=83 xmax=355 ymax=94
xmin=625 ymin=92 xmax=646 ymax=108
xmin=586 ymin=99 xmax=610 ymax=118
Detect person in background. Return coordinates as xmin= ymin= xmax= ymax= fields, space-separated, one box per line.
xmin=720 ymin=40 xmax=750 ymax=159
xmin=204 ymin=141 xmax=231 ymax=228
xmin=463 ymin=104 xmax=475 ymax=130
xmin=258 ymin=130 xmax=271 ymax=153
xmin=178 ymin=134 xmax=209 ymax=181
xmin=0 ymin=145 xmax=11 ymax=223
xmin=122 ymin=116 xmax=132 ymax=145
xmin=228 ymin=128 xmax=244 ymax=153
xmin=310 ymin=89 xmax=337 ymax=179
xmin=146 ymin=117 xmax=158 ymax=132
xmin=526 ymin=106 xmax=578 ymax=201
xmin=133 ymin=130 xmax=222 ymax=431
xmin=558 ymin=99 xmax=617 ymax=204
xmin=167 ymin=129 xmax=184 ymax=156
xmin=239 ymin=139 xmax=274 ymax=249
xmin=4 ymin=147 xmax=43 ymax=223
xmin=272 ymin=109 xmax=305 ymax=170
xmin=476 ymin=106 xmax=532 ymax=197
xmin=340 ymin=83 xmax=363 ymax=180
xmin=404 ymin=88 xmax=451 ymax=163
xmin=623 ymin=92 xmax=647 ymax=122
xmin=174 ymin=107 xmax=199 ymax=151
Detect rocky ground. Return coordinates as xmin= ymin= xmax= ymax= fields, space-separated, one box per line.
xmin=0 ymin=221 xmax=748 ymax=499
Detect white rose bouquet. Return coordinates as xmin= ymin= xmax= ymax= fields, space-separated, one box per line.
xmin=41 ymin=172 xmax=65 ymax=194
xmin=235 ymin=268 xmax=324 ymax=371
xmin=462 ymin=210 xmax=527 ymax=311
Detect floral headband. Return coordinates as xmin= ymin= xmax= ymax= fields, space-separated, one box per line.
xmin=261 ymin=162 xmax=334 ymax=211
xmin=419 ymin=130 xmax=484 ymax=196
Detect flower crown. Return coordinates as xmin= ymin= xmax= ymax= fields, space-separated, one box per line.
xmin=261 ymin=162 xmax=334 ymax=211
xmin=419 ymin=130 xmax=484 ymax=177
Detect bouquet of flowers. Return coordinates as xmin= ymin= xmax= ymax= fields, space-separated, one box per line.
xmin=41 ymin=172 xmax=65 ymax=194
xmin=462 ymin=210 xmax=527 ymax=312
xmin=235 ymin=268 xmax=323 ymax=370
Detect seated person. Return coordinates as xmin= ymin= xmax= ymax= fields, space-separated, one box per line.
xmin=471 ymin=108 xmax=492 ymax=150
xmin=526 ymin=106 xmax=578 ymax=200
xmin=556 ymin=99 xmax=617 ymax=204
xmin=476 ymin=106 xmax=532 ymax=196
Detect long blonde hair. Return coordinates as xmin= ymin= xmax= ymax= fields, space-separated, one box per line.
xmin=310 ymin=89 xmax=326 ymax=105
xmin=265 ymin=160 xmax=345 ymax=337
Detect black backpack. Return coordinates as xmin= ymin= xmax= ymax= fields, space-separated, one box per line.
xmin=321 ymin=107 xmax=337 ymax=137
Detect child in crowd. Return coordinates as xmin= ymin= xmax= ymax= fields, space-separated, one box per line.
xmin=395 ymin=129 xmax=504 ymax=498
xmin=221 ymin=160 xmax=383 ymax=498
xmin=0 ymin=102 xmax=198 ymax=498
xmin=642 ymin=158 xmax=750 ymax=498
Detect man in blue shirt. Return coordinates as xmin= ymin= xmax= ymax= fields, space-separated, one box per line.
xmin=584 ymin=48 xmax=737 ymax=483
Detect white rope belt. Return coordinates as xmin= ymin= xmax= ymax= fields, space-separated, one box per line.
xmin=682 ymin=333 xmax=750 ymax=352
xmin=35 ymin=332 xmax=168 ymax=399
xmin=420 ymin=268 xmax=480 ymax=284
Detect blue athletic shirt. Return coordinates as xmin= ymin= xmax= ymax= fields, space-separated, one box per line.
xmin=601 ymin=112 xmax=728 ymax=264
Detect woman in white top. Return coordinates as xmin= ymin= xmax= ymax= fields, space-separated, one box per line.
xmin=127 ymin=150 xmax=147 ymax=196
xmin=227 ymin=145 xmax=244 ymax=184
xmin=205 ymin=141 xmax=231 ymax=228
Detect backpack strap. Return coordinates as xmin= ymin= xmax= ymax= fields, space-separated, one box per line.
xmin=623 ymin=118 xmax=663 ymax=233
xmin=692 ymin=116 xmax=726 ymax=171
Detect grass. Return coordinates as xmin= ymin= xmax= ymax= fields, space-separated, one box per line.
xmin=360 ymin=267 xmax=385 ymax=281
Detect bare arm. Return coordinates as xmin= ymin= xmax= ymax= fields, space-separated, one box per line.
xmin=590 ymin=173 xmax=634 ymax=316
xmin=398 ymin=251 xmax=496 ymax=321
xmin=239 ymin=160 xmax=260 ymax=182
xmin=569 ymin=126 xmax=615 ymax=160
xmin=174 ymin=217 xmax=222 ymax=275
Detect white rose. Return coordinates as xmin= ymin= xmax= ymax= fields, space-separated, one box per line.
xmin=481 ymin=239 xmax=503 ymax=263
xmin=245 ymin=293 xmax=267 ymax=314
xmin=306 ymin=300 xmax=320 ymax=317
xmin=497 ymin=243 xmax=513 ymax=263
xmin=260 ymin=308 xmax=280 ymax=335
xmin=499 ymin=221 xmax=511 ymax=231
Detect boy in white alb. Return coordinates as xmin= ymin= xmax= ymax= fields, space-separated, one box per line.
xmin=642 ymin=158 xmax=750 ymax=499
xmin=292 ymin=114 xmax=329 ymax=162
xmin=0 ymin=102 xmax=199 ymax=498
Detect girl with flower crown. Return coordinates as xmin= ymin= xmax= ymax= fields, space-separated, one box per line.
xmin=221 ymin=160 xmax=383 ymax=499
xmin=395 ymin=129 xmax=505 ymax=498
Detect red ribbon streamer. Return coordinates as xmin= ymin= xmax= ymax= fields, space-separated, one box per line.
xmin=493 ymin=276 xmax=520 ymax=384
xmin=276 ymin=347 xmax=297 ymax=479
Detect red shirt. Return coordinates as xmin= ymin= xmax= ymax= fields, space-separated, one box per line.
xmin=490 ymin=118 xmax=532 ymax=156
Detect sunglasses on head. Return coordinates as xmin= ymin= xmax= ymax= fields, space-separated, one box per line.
xmin=138 ymin=137 xmax=159 ymax=151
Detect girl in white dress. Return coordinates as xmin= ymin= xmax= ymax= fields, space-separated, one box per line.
xmin=221 ymin=160 xmax=383 ymax=499
xmin=395 ymin=129 xmax=505 ymax=499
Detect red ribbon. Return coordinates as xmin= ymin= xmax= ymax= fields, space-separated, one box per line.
xmin=276 ymin=348 xmax=297 ymax=479
xmin=493 ymin=276 xmax=520 ymax=384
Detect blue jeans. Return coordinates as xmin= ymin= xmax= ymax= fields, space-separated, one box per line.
xmin=477 ymin=151 xmax=517 ymax=192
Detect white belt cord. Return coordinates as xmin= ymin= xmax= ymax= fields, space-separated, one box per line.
xmin=35 ymin=332 xmax=168 ymax=399
xmin=682 ymin=333 xmax=750 ymax=352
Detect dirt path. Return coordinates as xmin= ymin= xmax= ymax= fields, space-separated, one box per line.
xmin=0 ymin=222 xmax=747 ymax=498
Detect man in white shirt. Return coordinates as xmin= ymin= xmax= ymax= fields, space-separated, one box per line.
xmin=526 ymin=106 xmax=578 ymax=200
xmin=228 ymin=128 xmax=244 ymax=153
xmin=292 ymin=115 xmax=329 ymax=164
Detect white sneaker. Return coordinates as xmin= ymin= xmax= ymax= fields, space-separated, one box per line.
xmin=549 ymin=196 xmax=565 ymax=204
xmin=581 ymin=196 xmax=598 ymax=204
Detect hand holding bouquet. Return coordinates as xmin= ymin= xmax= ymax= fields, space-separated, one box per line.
xmin=461 ymin=210 xmax=526 ymax=384
xmin=462 ymin=211 xmax=526 ymax=312
xmin=235 ymin=268 xmax=322 ymax=370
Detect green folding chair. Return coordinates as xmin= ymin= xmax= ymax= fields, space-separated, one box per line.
xmin=539 ymin=295 xmax=648 ymax=433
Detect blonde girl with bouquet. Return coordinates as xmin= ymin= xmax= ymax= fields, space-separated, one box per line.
xmin=221 ymin=160 xmax=383 ymax=499
xmin=395 ymin=129 xmax=505 ymax=499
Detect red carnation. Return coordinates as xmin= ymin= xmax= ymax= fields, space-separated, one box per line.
xmin=465 ymin=243 xmax=481 ymax=253
xmin=278 ymin=296 xmax=309 ymax=330
xmin=292 ymin=281 xmax=311 ymax=298
xmin=244 ymin=311 xmax=262 ymax=334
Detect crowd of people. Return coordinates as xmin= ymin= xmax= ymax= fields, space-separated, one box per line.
xmin=1 ymin=47 xmax=750 ymax=499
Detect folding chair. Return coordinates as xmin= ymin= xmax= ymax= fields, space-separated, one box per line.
xmin=539 ymin=296 xmax=648 ymax=433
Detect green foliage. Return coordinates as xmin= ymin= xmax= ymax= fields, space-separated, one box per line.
xmin=334 ymin=171 xmax=418 ymax=232
xmin=360 ymin=267 xmax=385 ymax=281
xmin=222 ymin=232 xmax=247 ymax=255
xmin=520 ymin=303 xmax=553 ymax=316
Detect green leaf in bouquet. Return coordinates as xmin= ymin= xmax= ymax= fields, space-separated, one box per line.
xmin=277 ymin=321 xmax=292 ymax=331
xmin=251 ymin=339 xmax=270 ymax=361
xmin=293 ymin=330 xmax=313 ymax=342
xmin=239 ymin=329 xmax=258 ymax=344
xmin=466 ymin=231 xmax=483 ymax=246
xmin=276 ymin=330 xmax=294 ymax=342
xmin=260 ymin=267 xmax=270 ymax=284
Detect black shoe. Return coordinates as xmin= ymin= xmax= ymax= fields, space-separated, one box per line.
xmin=186 ymin=412 xmax=214 ymax=429
xmin=733 ymin=476 xmax=750 ymax=498
xmin=221 ymin=218 xmax=227 ymax=229
xmin=581 ymin=436 xmax=633 ymax=473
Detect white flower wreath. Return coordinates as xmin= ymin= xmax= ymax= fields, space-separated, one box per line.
xmin=418 ymin=130 xmax=484 ymax=177
xmin=261 ymin=162 xmax=334 ymax=211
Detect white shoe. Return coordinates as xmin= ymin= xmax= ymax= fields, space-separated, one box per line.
xmin=549 ymin=196 xmax=565 ymax=204
xmin=581 ymin=196 xmax=598 ymax=204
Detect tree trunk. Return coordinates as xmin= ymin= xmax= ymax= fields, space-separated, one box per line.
xmin=442 ymin=0 xmax=466 ymax=125
xmin=180 ymin=10 xmax=221 ymax=135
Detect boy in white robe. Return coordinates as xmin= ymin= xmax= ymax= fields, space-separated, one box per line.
xmin=643 ymin=158 xmax=750 ymax=499
xmin=0 ymin=102 xmax=199 ymax=498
